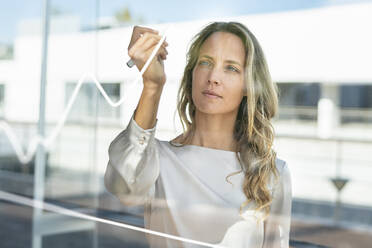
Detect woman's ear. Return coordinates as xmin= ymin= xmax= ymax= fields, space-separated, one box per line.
xmin=243 ymin=86 xmax=248 ymax=97
xmin=242 ymin=79 xmax=248 ymax=96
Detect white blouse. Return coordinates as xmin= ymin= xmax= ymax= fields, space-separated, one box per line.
xmin=104 ymin=111 xmax=292 ymax=248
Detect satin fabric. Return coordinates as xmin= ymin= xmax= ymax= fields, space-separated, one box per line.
xmin=104 ymin=111 xmax=292 ymax=248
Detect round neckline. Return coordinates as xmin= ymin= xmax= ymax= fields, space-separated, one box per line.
xmin=169 ymin=141 xmax=239 ymax=154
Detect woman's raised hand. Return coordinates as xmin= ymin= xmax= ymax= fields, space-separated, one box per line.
xmin=128 ymin=26 xmax=169 ymax=90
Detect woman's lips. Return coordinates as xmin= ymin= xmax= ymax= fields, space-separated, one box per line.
xmin=203 ymin=93 xmax=221 ymax=99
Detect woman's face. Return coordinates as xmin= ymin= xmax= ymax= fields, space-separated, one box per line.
xmin=192 ymin=31 xmax=246 ymax=116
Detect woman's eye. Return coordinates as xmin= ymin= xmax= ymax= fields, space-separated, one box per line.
xmin=198 ymin=61 xmax=239 ymax=72
xmin=199 ymin=61 xmax=210 ymax=66
xmin=227 ymin=65 xmax=239 ymax=72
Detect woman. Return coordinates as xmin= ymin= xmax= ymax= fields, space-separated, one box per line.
xmin=105 ymin=22 xmax=292 ymax=248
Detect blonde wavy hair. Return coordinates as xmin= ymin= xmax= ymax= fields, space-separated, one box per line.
xmin=169 ymin=21 xmax=280 ymax=221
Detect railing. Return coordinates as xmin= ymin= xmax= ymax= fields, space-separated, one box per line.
xmin=277 ymin=106 xmax=372 ymax=123
xmin=275 ymin=132 xmax=372 ymax=227
xmin=277 ymin=106 xmax=318 ymax=121
xmin=340 ymin=107 xmax=372 ymax=123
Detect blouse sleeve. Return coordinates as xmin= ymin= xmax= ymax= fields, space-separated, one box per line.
xmin=262 ymin=161 xmax=293 ymax=248
xmin=104 ymin=109 xmax=160 ymax=206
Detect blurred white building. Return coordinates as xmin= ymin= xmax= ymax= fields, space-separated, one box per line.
xmin=0 ymin=2 xmax=371 ymax=125
xmin=0 ymin=2 xmax=371 ymax=207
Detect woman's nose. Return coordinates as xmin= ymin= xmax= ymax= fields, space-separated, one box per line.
xmin=208 ymin=78 xmax=220 ymax=85
xmin=207 ymin=68 xmax=222 ymax=85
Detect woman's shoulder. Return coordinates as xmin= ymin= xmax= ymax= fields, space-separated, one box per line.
xmin=269 ymin=157 xmax=291 ymax=191
xmin=153 ymin=133 xmax=181 ymax=146
xmin=155 ymin=133 xmax=190 ymax=152
xmin=153 ymin=136 xmax=182 ymax=154
xmin=274 ymin=157 xmax=292 ymax=191
xmin=274 ymin=157 xmax=289 ymax=175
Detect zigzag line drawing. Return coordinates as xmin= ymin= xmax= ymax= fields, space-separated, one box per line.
xmin=0 ymin=25 xmax=172 ymax=165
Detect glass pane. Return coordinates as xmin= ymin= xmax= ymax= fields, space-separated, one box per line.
xmin=1 ymin=1 xmax=372 ymax=248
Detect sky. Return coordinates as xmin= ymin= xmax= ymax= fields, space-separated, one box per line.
xmin=1 ymin=0 xmax=371 ymax=44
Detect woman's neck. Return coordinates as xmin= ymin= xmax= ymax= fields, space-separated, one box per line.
xmin=190 ymin=110 xmax=238 ymax=152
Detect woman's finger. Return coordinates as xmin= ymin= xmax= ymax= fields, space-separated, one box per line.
xmin=134 ymin=32 xmax=168 ymax=51
xmin=128 ymin=35 xmax=154 ymax=58
xmin=142 ymin=40 xmax=164 ymax=61
xmin=141 ymin=38 xmax=168 ymax=55
xmin=134 ymin=26 xmax=159 ymax=35
xmin=137 ymin=32 xmax=162 ymax=48
xmin=129 ymin=33 xmax=166 ymax=60
xmin=128 ymin=26 xmax=159 ymax=50
xmin=132 ymin=36 xmax=160 ymax=59
xmin=140 ymin=41 xmax=167 ymax=61
xmin=156 ymin=46 xmax=168 ymax=60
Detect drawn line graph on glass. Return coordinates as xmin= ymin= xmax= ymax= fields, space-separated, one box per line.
xmin=0 ymin=189 xmax=224 ymax=248
xmin=0 ymin=24 xmax=173 ymax=165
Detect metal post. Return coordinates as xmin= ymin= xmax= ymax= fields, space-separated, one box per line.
xmin=32 ymin=0 xmax=50 ymax=247
xmin=331 ymin=139 xmax=349 ymax=225
xmin=90 ymin=0 xmax=100 ymax=247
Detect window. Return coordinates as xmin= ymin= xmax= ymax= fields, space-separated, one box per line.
xmin=277 ymin=82 xmax=320 ymax=120
xmin=64 ymin=82 xmax=120 ymax=122
xmin=340 ymin=84 xmax=372 ymax=108
xmin=0 ymin=44 xmax=13 ymax=60
xmin=340 ymin=84 xmax=372 ymax=123
xmin=278 ymin=82 xmax=320 ymax=107
xmin=0 ymin=84 xmax=4 ymax=117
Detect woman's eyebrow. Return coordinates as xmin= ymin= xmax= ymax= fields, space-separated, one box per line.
xmin=200 ymin=54 xmax=242 ymax=67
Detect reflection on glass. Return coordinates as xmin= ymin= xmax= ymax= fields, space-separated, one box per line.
xmin=105 ymin=21 xmax=292 ymax=247
xmin=65 ymin=82 xmax=121 ymax=122
xmin=0 ymin=84 xmax=5 ymax=117
xmin=0 ymin=1 xmax=372 ymax=248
